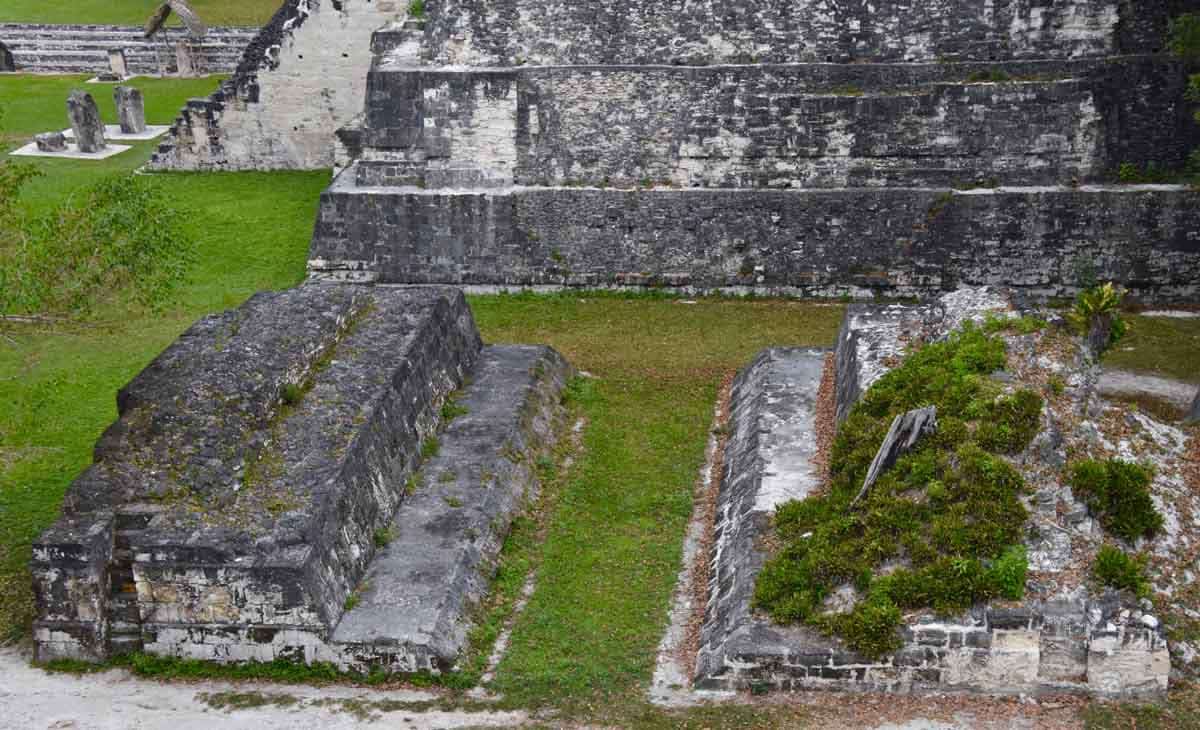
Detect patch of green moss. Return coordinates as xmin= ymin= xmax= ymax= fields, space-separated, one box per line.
xmin=973 ymin=390 xmax=1043 ymax=454
xmin=1093 ymin=545 xmax=1152 ymax=598
xmin=1069 ymin=459 xmax=1163 ymax=543
xmin=755 ymin=325 xmax=1040 ymax=658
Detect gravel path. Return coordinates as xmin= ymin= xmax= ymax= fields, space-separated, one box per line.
xmin=0 ymin=648 xmax=527 ymax=730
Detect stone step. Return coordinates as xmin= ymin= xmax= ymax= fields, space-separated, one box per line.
xmin=330 ymin=344 xmax=572 ymax=672
xmin=0 ymin=22 xmax=256 ymax=73
xmin=309 ymin=177 xmax=1200 ymax=303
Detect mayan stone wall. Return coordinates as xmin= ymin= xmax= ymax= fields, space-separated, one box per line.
xmin=311 ymin=184 xmax=1200 ymax=302
xmin=422 ymin=0 xmax=1126 ymax=66
xmin=150 ymin=0 xmax=406 ymax=171
xmin=355 ymin=58 xmax=1196 ymax=189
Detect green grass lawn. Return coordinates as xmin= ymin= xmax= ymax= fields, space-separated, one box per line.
xmin=1104 ymin=314 xmax=1200 ymax=384
xmin=0 ymin=1 xmax=280 ymax=27
xmin=471 ymin=296 xmax=843 ymax=714
xmin=2 ymin=74 xmax=226 ymax=211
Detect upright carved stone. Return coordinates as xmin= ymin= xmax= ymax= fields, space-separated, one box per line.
xmin=67 ymin=90 xmax=106 ymax=153
xmin=174 ymin=41 xmax=197 ymax=77
xmin=1187 ymin=387 xmax=1200 ymax=425
xmin=107 ymin=49 xmax=129 ymax=79
xmin=0 ymin=41 xmax=14 ymax=72
xmin=114 ymin=86 xmax=146 ymax=134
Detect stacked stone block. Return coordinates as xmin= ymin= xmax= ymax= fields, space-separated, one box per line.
xmin=33 ymin=284 xmax=573 ymax=673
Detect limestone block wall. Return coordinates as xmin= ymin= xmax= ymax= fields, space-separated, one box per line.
xmin=417 ymin=0 xmax=1200 ymax=67
xmin=356 ymin=59 xmax=1196 ymax=189
xmin=150 ymin=0 xmax=406 ymax=171
xmin=310 ymin=184 xmax=1200 ymax=302
xmin=695 ymin=300 xmax=1172 ymax=698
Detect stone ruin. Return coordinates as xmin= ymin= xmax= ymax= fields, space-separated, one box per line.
xmin=114 ymin=86 xmax=146 ymax=135
xmin=66 ymin=90 xmax=106 ymax=154
xmin=695 ymin=288 xmax=1198 ymax=698
xmin=102 ymin=49 xmax=129 ymax=82
xmin=34 ymin=132 xmax=67 ymax=153
xmin=29 ymin=0 xmax=1200 ymax=705
xmin=0 ymin=40 xmax=14 ymax=72
xmin=306 ymin=0 xmax=1200 ymax=301
xmin=34 ymin=286 xmax=573 ymax=673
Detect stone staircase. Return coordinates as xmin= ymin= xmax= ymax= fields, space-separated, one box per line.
xmin=309 ymin=1 xmax=1200 ymax=303
xmin=0 ymin=23 xmax=259 ymax=75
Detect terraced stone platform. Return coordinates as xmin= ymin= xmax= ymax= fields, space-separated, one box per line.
xmin=32 ymin=285 xmax=572 ymax=673
xmin=694 ymin=291 xmax=1172 ymax=698
xmin=0 ymin=23 xmax=257 ymax=75
xmin=309 ymin=1 xmax=1200 ymax=301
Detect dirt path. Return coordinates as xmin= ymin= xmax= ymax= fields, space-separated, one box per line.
xmin=0 ymin=648 xmax=527 ymax=730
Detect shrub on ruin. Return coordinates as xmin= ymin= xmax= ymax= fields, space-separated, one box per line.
xmin=0 ymin=174 xmax=195 ymax=318
xmin=1066 ymin=283 xmax=1127 ymax=355
xmin=1093 ymin=545 xmax=1152 ymax=598
xmin=754 ymin=324 xmax=1040 ymax=659
xmin=1069 ymin=458 xmax=1164 ymax=543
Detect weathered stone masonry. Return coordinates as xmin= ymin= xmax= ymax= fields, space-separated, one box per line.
xmin=311 ymin=0 xmax=1200 ymax=300
xmin=34 ymin=286 xmax=478 ymax=660
xmin=695 ymin=294 xmax=1172 ymax=698
xmin=312 ymin=184 xmax=1200 ymax=302
xmin=150 ymin=0 xmax=408 ymax=171
xmin=33 ymin=284 xmax=574 ymax=672
xmin=350 ymin=59 xmax=1195 ymax=190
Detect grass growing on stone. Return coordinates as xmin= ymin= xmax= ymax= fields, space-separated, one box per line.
xmin=754 ymin=325 xmax=1040 ymax=659
xmin=1069 ymin=459 xmax=1164 ymax=543
xmin=0 ymin=169 xmax=330 ymax=643
xmin=0 ymin=0 xmax=280 ymax=27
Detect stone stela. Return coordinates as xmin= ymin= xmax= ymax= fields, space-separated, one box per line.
xmin=114 ymin=86 xmax=146 ymax=135
xmin=66 ymin=90 xmax=106 ymax=153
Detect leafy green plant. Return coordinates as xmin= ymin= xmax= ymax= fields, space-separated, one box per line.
xmin=280 ymin=382 xmax=304 ymax=407
xmin=372 ymin=526 xmax=395 ymax=548
xmin=1065 ymin=283 xmax=1127 ymax=354
xmin=988 ymin=544 xmax=1030 ymax=600
xmin=973 ymin=390 xmax=1044 ymax=454
xmin=1069 ymin=459 xmax=1164 ymax=543
xmin=1093 ymin=545 xmax=1152 ymax=598
xmin=441 ymin=396 xmax=468 ymax=422
xmin=755 ymin=325 xmax=1040 ymax=658
xmin=407 ymin=0 xmax=425 ymax=19
xmin=1170 ymin=14 xmax=1200 ymax=61
xmin=0 ymin=174 xmax=195 ymax=317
